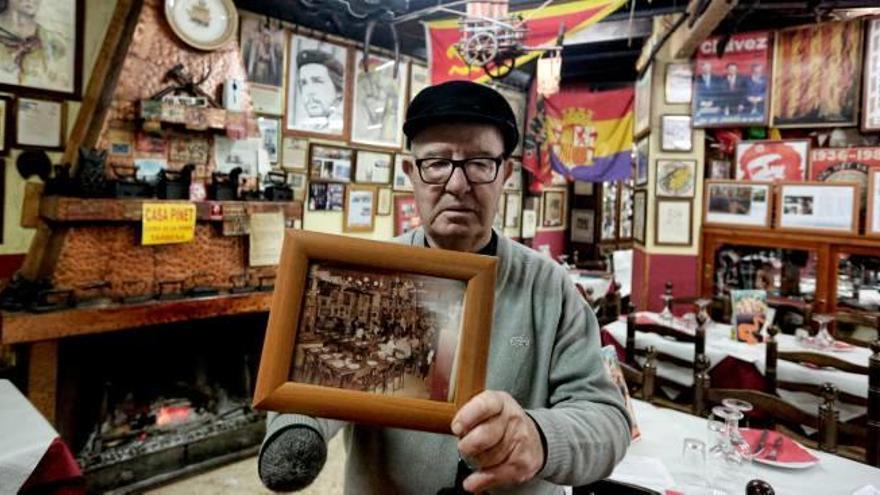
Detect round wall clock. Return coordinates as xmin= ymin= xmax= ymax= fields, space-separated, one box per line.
xmin=165 ymin=0 xmax=238 ymax=51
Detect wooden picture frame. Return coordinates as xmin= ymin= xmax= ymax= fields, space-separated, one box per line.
xmin=351 ymin=50 xmax=408 ymax=150
xmin=393 ymin=154 xmax=414 ymax=191
xmin=377 ymin=188 xmax=392 ymax=216
xmin=540 ymin=188 xmax=567 ymax=230
xmin=656 ymin=159 xmax=696 ymax=198
xmin=867 ymin=169 xmax=880 ymax=237
xmin=344 ymin=185 xmax=376 ymax=232
xmin=775 ymin=181 xmax=860 ymax=235
xmin=254 ymin=231 xmax=496 ymax=434
xmin=15 ymin=97 xmax=66 ymax=150
xmin=0 ymin=0 xmax=84 ymax=100
xmin=864 ymin=17 xmax=880 ymax=132
xmin=354 ymin=149 xmax=394 ymax=185
xmin=394 ymin=193 xmax=421 ymax=236
xmin=286 ymin=34 xmax=352 ymax=140
xmin=0 ymin=96 xmax=15 ymax=157
xmin=664 ymin=62 xmax=693 ymax=105
xmin=660 ymin=114 xmax=692 ymax=152
xmin=633 ymin=189 xmax=647 ymax=244
xmin=655 ymin=199 xmax=693 ymax=246
xmin=308 ymin=143 xmax=354 ymax=183
xmin=703 ymin=180 xmax=773 ymax=229
xmin=735 ymin=139 xmax=810 ymax=181
xmin=634 ymin=64 xmax=652 ymax=138
xmin=634 ymin=137 xmax=649 ymax=187
xmin=570 ymin=209 xmax=595 ymax=243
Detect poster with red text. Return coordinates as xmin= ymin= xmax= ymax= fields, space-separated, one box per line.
xmin=810 ymin=147 xmax=880 ymax=204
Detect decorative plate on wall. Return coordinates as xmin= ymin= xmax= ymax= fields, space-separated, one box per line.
xmin=165 ymin=0 xmax=238 ymax=51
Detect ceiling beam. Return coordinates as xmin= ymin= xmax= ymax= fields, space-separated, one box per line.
xmin=669 ymin=0 xmax=739 ymax=59
xmin=563 ymin=17 xmax=652 ymax=45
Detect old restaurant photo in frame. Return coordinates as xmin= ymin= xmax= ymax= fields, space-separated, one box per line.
xmin=254 ymin=231 xmax=496 ymax=433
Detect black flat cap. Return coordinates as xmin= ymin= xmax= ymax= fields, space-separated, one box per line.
xmin=403 ymin=80 xmax=519 ymax=157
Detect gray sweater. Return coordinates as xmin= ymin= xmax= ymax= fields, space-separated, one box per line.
xmin=261 ymin=229 xmax=631 ymax=494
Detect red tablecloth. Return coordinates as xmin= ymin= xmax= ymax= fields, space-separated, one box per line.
xmin=18 ymin=438 xmax=84 ymax=495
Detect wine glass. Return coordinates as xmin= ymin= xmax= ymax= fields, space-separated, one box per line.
xmin=812 ymin=314 xmax=835 ymax=350
xmin=722 ymin=398 xmax=753 ymax=428
xmin=695 ymin=298 xmax=713 ymax=327
xmin=659 ymin=293 xmax=674 ymax=323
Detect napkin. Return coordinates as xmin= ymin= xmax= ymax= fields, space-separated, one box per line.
xmin=852 ymin=485 xmax=880 ymax=495
xmin=741 ymin=429 xmax=819 ymax=463
xmin=608 ymin=455 xmax=675 ymax=493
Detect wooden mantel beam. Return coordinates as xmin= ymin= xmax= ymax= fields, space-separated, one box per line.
xmin=670 ymin=0 xmax=739 ymax=59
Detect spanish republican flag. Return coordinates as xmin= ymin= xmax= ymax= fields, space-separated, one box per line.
xmin=523 ymin=83 xmax=633 ymax=190
xmin=426 ymin=0 xmax=627 ymax=84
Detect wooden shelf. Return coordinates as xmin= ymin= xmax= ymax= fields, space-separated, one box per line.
xmin=0 ymin=291 xmax=273 ymax=344
xmin=701 ymin=227 xmax=880 ymax=249
xmin=39 ymin=196 xmax=302 ymax=223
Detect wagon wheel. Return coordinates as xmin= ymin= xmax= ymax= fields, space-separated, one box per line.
xmin=482 ymin=55 xmax=516 ymax=79
xmin=463 ymin=32 xmax=498 ymax=66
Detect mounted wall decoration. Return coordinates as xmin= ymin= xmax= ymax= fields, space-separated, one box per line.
xmin=240 ymin=13 xmax=286 ymax=115
xmin=704 ymin=180 xmax=772 ymax=229
xmin=776 ymin=182 xmax=859 ymax=234
xmin=735 ymin=139 xmax=809 ymax=181
xmin=352 ymin=51 xmax=407 ymax=149
xmin=656 ymin=159 xmax=696 ymax=198
xmin=165 ymin=0 xmax=239 ymax=51
xmin=286 ymin=34 xmax=351 ymax=139
xmin=0 ymin=0 xmax=83 ymax=99
xmin=864 ymin=17 xmax=880 ymax=132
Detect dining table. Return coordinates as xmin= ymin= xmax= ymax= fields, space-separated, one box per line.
xmin=607 ymin=399 xmax=880 ymax=494
xmin=601 ymin=312 xmax=873 ymax=421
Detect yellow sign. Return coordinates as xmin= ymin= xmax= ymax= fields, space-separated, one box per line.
xmin=141 ymin=202 xmax=196 ymax=245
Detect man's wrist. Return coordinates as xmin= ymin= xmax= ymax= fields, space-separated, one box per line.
xmin=525 ymin=412 xmax=548 ymax=474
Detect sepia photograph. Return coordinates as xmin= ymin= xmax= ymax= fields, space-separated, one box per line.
xmin=257 ymin=117 xmax=280 ymax=164
xmin=704 ymin=181 xmax=771 ymax=228
xmin=309 ymin=143 xmax=353 ymax=182
xmin=287 ymin=34 xmax=349 ymax=137
xmin=541 ymin=189 xmax=565 ymax=228
xmin=241 ymin=16 xmax=285 ymax=88
xmin=355 ymin=150 xmax=393 ymax=184
xmin=289 ymin=262 xmax=466 ymax=402
xmin=352 ymin=51 xmax=407 ymax=148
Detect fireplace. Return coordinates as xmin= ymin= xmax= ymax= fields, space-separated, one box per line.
xmin=53 ymin=313 xmax=268 ymax=492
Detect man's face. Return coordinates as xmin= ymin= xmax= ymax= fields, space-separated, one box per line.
xmin=727 ymin=64 xmax=738 ymax=77
xmin=700 ymin=62 xmax=712 ymax=75
xmin=298 ymin=63 xmax=338 ymax=118
xmin=752 ymin=65 xmax=764 ymax=78
xmin=11 ymin=0 xmax=40 ymax=16
xmin=407 ymin=122 xmax=511 ymax=248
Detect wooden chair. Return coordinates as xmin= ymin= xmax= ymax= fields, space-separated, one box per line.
xmin=619 ymin=346 xmax=657 ymax=404
xmin=767 ymin=296 xmax=813 ymax=335
xmin=834 ymin=310 xmax=880 ymax=347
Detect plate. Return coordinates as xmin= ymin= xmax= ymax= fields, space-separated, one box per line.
xmin=742 ymin=428 xmax=819 ymax=469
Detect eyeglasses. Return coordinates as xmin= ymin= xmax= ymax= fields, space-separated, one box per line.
xmin=414 ymin=155 xmax=504 ymax=185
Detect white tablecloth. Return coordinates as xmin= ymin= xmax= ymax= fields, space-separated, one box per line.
xmin=611 ymin=400 xmax=880 ymax=494
xmin=603 ymin=317 xmax=872 ymax=420
xmin=0 ymin=379 xmax=58 ymax=494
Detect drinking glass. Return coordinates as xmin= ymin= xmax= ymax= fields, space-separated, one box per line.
xmin=812 ymin=314 xmax=835 ymax=350
xmin=679 ymin=437 xmax=709 ymax=488
xmin=722 ymin=398 xmax=753 ymax=428
xmin=659 ymin=293 xmax=674 ymax=323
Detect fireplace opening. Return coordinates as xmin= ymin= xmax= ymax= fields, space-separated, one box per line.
xmin=55 ymin=313 xmax=269 ymax=492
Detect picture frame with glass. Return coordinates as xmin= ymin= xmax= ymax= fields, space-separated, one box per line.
xmin=867 ymin=169 xmax=880 ymax=238
xmin=655 ymin=199 xmax=692 ymax=246
xmin=355 ymin=150 xmax=393 ymax=184
xmin=309 ymin=143 xmax=354 ymax=182
xmin=15 ymin=97 xmax=66 ymax=150
xmin=656 ymin=159 xmax=697 ymax=198
xmin=570 ymin=209 xmax=595 ymax=243
xmin=660 ymin=115 xmax=693 ymax=152
xmin=703 ymin=180 xmax=772 ymax=229
xmin=775 ymin=182 xmax=859 ymax=235
xmin=286 ymin=34 xmax=351 ymax=139
xmin=633 ymin=190 xmax=647 ymax=244
xmin=344 ymin=185 xmax=376 ymax=232
xmin=254 ymin=231 xmax=496 ymax=433
xmin=541 ymin=189 xmax=567 ymax=230
xmin=352 ymin=51 xmax=408 ymax=149
xmin=393 ymin=154 xmax=415 ymax=191
xmin=0 ymin=96 xmax=14 ymax=156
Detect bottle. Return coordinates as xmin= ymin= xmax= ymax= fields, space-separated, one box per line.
xmin=746 ymin=479 xmax=774 ymax=495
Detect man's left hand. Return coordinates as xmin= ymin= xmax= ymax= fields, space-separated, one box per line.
xmin=451 ymin=390 xmax=545 ymax=493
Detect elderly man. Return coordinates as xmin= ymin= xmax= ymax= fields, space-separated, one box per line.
xmin=259 ymin=81 xmax=631 ymax=494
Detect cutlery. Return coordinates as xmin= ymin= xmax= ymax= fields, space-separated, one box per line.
xmin=752 ymin=429 xmax=769 ymax=455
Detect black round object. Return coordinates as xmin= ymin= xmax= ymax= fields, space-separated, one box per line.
xmin=746 ymin=479 xmax=775 ymax=495
xmin=16 ymin=150 xmax=52 ymax=181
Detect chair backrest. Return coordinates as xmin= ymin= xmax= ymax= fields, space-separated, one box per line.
xmin=835 ymin=310 xmax=880 ymax=347
xmin=619 ymin=346 xmax=657 ymax=404
xmin=625 ymin=310 xmax=707 ymax=370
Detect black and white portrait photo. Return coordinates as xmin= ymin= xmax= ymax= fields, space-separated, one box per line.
xmin=287 ymin=34 xmax=349 ymax=137
xmin=240 ymin=16 xmax=285 ymax=87
xmin=352 ymin=51 xmax=406 ymax=148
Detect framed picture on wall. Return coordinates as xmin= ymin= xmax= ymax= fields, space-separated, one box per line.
xmin=570 ymin=209 xmax=595 ymax=243
xmin=240 ymin=14 xmax=286 ymax=114
xmin=809 ymin=147 xmax=880 ymax=209
xmin=308 ymin=143 xmax=354 ymax=182
xmin=660 ymin=115 xmax=692 ymax=152
xmin=281 ymin=136 xmax=309 ymax=170
xmin=867 ymin=169 xmax=880 ymax=237
xmin=286 ymin=34 xmax=351 ymax=139
xmin=355 ymin=150 xmax=393 ymax=184
xmin=656 ymin=159 xmax=697 ymax=198
xmin=409 ymin=63 xmax=429 ymax=103
xmin=655 ymin=199 xmax=692 ymax=246
xmin=772 ymin=20 xmax=862 ymax=128
xmin=493 ymin=84 xmax=527 ymax=155
xmin=393 ymin=154 xmax=414 ymax=191
xmin=864 ymin=17 xmax=880 ymax=132
xmin=308 ymin=182 xmax=345 ymax=211
xmin=634 ymin=64 xmax=652 ymax=138
xmin=15 ymin=98 xmax=65 ymax=150
xmin=504 ymin=192 xmax=521 ymax=229
xmin=541 ymin=189 xmax=567 ymax=230
xmin=288 ymin=172 xmax=307 ymax=202
xmin=665 ymin=62 xmax=693 ymax=104
xmin=352 ymin=51 xmax=407 ymax=149
xmin=735 ymin=139 xmax=809 ymax=181
xmin=344 ymin=185 xmax=376 ymax=232
xmin=394 ymin=194 xmax=421 ymax=236
xmin=257 ymin=117 xmax=281 ymax=164
xmin=0 ymin=0 xmax=83 ymax=99
xmin=635 ymin=137 xmax=649 ymax=187
xmin=776 ymin=182 xmax=859 ymax=234
xmin=633 ymin=190 xmax=647 ymax=244
xmin=254 ymin=230 xmax=496 ymax=433
xmin=377 ymin=188 xmax=392 ymax=216
xmin=601 ymin=182 xmax=618 ymax=241
xmin=504 ymin=157 xmax=523 ymax=191
xmin=0 ymin=96 xmax=14 ymax=156
xmin=704 ymin=180 xmax=772 ymax=229
xmin=619 ymin=181 xmax=634 ymax=240
xmin=574 ymin=181 xmax=594 ymax=195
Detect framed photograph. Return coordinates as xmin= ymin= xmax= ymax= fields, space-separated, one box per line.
xmin=660 ymin=115 xmax=692 ymax=152
xmin=394 ymin=194 xmax=421 ymax=236
xmin=540 ymin=189 xmax=567 ymax=230
xmin=344 ymin=185 xmax=376 ymax=232
xmin=601 ymin=182 xmax=618 ymax=241
xmin=288 ymin=172 xmax=307 ymax=202
xmin=709 ymin=158 xmax=731 ymax=179
xmin=258 ymin=117 xmax=281 ymax=164
xmin=656 ymin=159 xmax=697 ymax=198
xmin=735 ymin=139 xmax=809 ymax=181
xmin=867 ymin=169 xmax=880 ymax=237
xmin=571 ymin=209 xmax=595 ymax=243
xmin=494 ymin=84 xmax=527 ymax=156
xmin=493 ymin=203 xmax=505 ymax=232
xmin=409 ymin=62 xmax=429 ymax=103
xmin=504 ymin=157 xmax=523 ymax=191
xmin=619 ymin=181 xmax=634 ymax=240
xmin=634 ymin=137 xmax=649 ymax=187
xmin=504 ymin=192 xmax=521 ymax=229
xmin=281 ymin=136 xmax=309 ymax=170
xmin=704 ymin=180 xmax=772 ymax=229
xmin=309 ymin=143 xmax=354 ymax=182
xmin=15 ymin=98 xmax=65 ymax=150
xmin=574 ymin=181 xmax=593 ymax=196
xmin=254 ymin=230 xmax=496 ymax=433
xmin=655 ymin=199 xmax=692 ymax=246
xmin=355 ymin=150 xmax=393 ymax=184
xmin=0 ymin=0 xmax=83 ymax=99
xmin=214 ymin=136 xmax=261 ymax=175
xmin=286 ymin=34 xmax=350 ymax=139
xmin=0 ymin=96 xmax=12 ymax=156
xmin=776 ymin=182 xmax=859 ymax=234
xmin=352 ymin=51 xmax=407 ymax=149
xmin=240 ymin=14 xmax=286 ymax=114
xmin=809 ymin=147 xmax=880 ymax=207
xmin=665 ymin=62 xmax=693 ymax=104
xmin=377 ymin=188 xmax=392 ymax=216
xmin=634 ymin=64 xmax=652 ymax=138
xmin=106 ymin=129 xmax=134 ymax=158
xmin=633 ymin=190 xmax=647 ymax=244
xmin=692 ymin=31 xmax=771 ymax=127
xmin=772 ymin=20 xmax=862 ymax=128
xmin=393 ymin=154 xmax=415 ymax=191
xmin=864 ymin=17 xmax=880 ymax=132
xmin=308 ymin=182 xmax=345 ymax=211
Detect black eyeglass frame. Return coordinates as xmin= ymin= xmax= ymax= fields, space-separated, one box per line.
xmin=413 ymin=155 xmax=506 ymax=185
